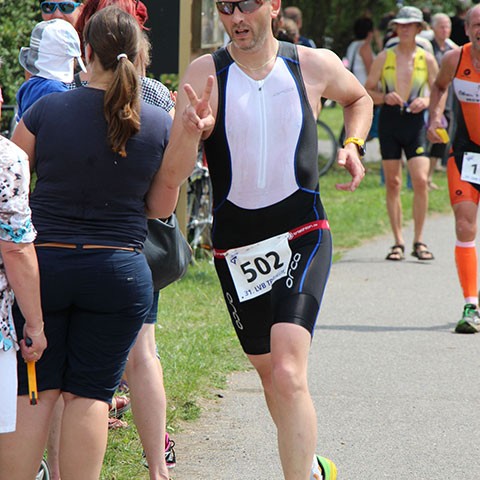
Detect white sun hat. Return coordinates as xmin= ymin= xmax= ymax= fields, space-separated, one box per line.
xmin=19 ymin=18 xmax=87 ymax=83
xmin=390 ymin=6 xmax=427 ymax=28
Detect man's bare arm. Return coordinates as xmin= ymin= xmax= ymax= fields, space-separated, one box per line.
xmin=427 ymin=49 xmax=460 ymax=143
xmin=301 ymin=48 xmax=373 ymax=139
xmin=300 ymin=48 xmax=372 ymax=191
xmin=145 ymin=56 xmax=216 ymax=219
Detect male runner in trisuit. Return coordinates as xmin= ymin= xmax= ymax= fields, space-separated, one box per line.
xmin=155 ymin=1 xmax=372 ymax=478
xmin=428 ymin=4 xmax=480 ymax=333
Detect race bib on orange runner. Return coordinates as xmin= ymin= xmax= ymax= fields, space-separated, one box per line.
xmin=454 ymin=79 xmax=480 ymax=103
xmin=461 ymin=152 xmax=480 ymax=185
xmin=225 ymin=233 xmax=292 ymax=302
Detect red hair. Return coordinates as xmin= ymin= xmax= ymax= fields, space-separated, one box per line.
xmin=136 ymin=1 xmax=149 ymax=27
xmin=76 ymin=0 xmax=149 ymax=43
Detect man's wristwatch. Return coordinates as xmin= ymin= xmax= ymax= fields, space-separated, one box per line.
xmin=343 ymin=137 xmax=366 ymax=157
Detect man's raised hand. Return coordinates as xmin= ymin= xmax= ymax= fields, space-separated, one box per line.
xmin=182 ymin=75 xmax=215 ymax=135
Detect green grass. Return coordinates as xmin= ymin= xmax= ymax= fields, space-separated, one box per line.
xmin=159 ymin=264 xmax=247 ymax=425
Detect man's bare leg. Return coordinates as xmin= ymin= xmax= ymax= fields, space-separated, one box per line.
xmin=383 ymin=159 xmax=404 ymax=246
xmin=249 ymin=323 xmax=315 ymax=480
xmin=407 ymin=155 xmax=430 ymax=245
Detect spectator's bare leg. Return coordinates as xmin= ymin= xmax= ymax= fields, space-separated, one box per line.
xmin=125 ymin=323 xmax=169 ymax=480
xmin=0 ymin=390 xmax=60 ymax=480
xmin=59 ymin=393 xmax=108 ymax=480
xmin=47 ymin=396 xmax=64 ymax=480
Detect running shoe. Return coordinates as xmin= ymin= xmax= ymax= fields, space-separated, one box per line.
xmin=164 ymin=433 xmax=176 ymax=469
xmin=143 ymin=433 xmax=177 ymax=469
xmin=311 ymin=454 xmax=337 ymax=480
xmin=455 ymin=304 xmax=480 ymax=334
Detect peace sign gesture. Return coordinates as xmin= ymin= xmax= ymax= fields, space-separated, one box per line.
xmin=182 ymin=75 xmax=216 ymax=136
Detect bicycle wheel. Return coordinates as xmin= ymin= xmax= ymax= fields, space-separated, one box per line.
xmin=36 ymin=459 xmax=51 ymax=480
xmin=317 ymin=119 xmax=338 ymax=176
xmin=187 ymin=169 xmax=213 ymax=259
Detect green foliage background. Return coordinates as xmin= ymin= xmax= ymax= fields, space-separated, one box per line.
xmin=281 ymin=0 xmax=460 ymax=56
xmin=0 ymin=1 xmax=41 ymax=104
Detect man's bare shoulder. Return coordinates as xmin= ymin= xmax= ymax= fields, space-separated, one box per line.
xmin=181 ymin=53 xmax=216 ymax=89
xmin=442 ymin=47 xmax=462 ymax=67
xmin=297 ymin=46 xmax=339 ymax=64
xmin=297 ymin=46 xmax=346 ymax=81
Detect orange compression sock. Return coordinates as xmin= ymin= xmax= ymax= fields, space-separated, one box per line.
xmin=455 ymin=240 xmax=478 ymax=304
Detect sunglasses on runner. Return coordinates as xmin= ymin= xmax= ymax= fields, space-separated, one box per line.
xmin=216 ymin=0 xmax=264 ymax=15
xmin=40 ymin=1 xmax=81 ymax=14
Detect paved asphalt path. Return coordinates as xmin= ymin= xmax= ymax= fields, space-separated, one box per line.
xmin=171 ymin=213 xmax=480 ymax=479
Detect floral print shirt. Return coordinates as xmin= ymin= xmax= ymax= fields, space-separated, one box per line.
xmin=0 ymin=135 xmax=36 ymax=352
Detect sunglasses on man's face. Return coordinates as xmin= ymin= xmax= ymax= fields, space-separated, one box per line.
xmin=216 ymin=0 xmax=264 ymax=15
xmin=40 ymin=1 xmax=81 ymax=14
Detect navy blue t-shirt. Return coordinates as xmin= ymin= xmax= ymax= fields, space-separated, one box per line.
xmin=23 ymin=87 xmax=171 ymax=247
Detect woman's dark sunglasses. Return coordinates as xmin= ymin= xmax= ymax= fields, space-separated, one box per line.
xmin=40 ymin=1 xmax=81 ymax=14
xmin=216 ymin=0 xmax=264 ymax=15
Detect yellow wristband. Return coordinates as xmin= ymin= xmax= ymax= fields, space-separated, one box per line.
xmin=343 ymin=137 xmax=366 ymax=156
xmin=343 ymin=137 xmax=365 ymax=147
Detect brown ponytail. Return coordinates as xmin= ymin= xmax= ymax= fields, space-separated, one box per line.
xmin=84 ymin=6 xmax=141 ymax=157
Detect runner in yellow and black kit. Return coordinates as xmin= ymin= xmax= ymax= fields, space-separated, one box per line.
xmin=428 ymin=4 xmax=480 ymax=333
xmin=379 ymin=47 xmax=429 ymax=160
xmin=365 ymin=6 xmax=438 ymax=262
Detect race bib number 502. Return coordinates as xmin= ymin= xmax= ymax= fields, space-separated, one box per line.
xmin=225 ymin=233 xmax=292 ymax=302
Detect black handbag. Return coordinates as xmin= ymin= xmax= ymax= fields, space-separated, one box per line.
xmin=144 ymin=214 xmax=192 ymax=291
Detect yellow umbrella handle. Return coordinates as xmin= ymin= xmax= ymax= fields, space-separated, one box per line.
xmin=25 ymin=337 xmax=38 ymax=405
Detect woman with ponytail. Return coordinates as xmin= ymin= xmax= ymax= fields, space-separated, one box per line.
xmin=0 ymin=7 xmax=175 ymax=480
xmin=69 ymin=2 xmax=177 ymax=480
xmin=82 ymin=8 xmax=142 ymax=157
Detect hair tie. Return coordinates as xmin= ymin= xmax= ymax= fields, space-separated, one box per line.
xmin=117 ymin=53 xmax=128 ymax=61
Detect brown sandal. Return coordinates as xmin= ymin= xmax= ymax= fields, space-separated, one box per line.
xmin=386 ymin=244 xmax=405 ymax=261
xmin=411 ymin=242 xmax=434 ymax=260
